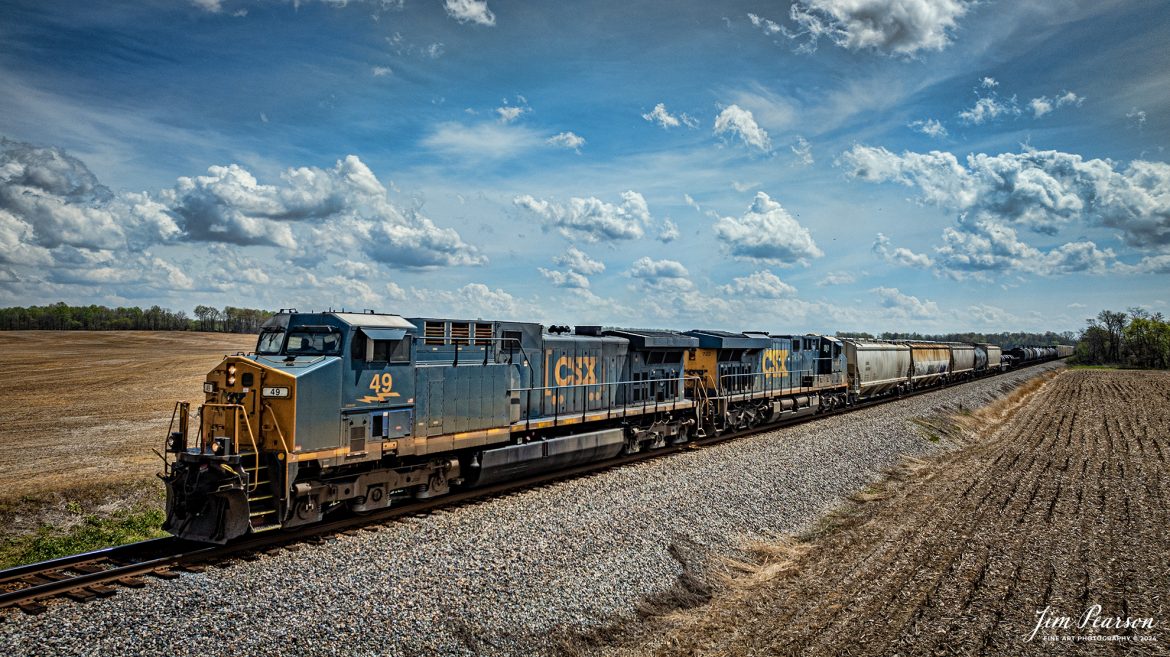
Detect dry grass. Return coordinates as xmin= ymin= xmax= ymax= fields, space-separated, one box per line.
xmin=0 ymin=331 xmax=254 ymax=536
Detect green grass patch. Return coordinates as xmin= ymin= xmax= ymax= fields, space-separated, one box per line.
xmin=0 ymin=505 xmax=168 ymax=569
xmin=1067 ymin=364 xmax=1121 ymax=370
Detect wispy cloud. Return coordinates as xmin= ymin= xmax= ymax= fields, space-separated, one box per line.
xmin=908 ymin=118 xmax=948 ymax=138
xmin=422 ymin=122 xmax=543 ymax=160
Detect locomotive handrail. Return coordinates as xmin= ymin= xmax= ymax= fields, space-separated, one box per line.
xmin=200 ymin=403 xmax=261 ymax=493
xmin=159 ymin=401 xmax=190 ymax=477
xmin=261 ymin=402 xmax=292 ymax=454
xmin=512 ymin=374 xmax=704 ymax=430
xmin=717 ymin=368 xmax=817 ymax=397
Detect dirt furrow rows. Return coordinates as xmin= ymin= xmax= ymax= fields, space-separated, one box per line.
xmin=605 ymin=369 xmax=1170 ymax=657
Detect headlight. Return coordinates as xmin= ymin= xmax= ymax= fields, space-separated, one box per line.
xmin=204 ymin=382 xmax=216 ymax=393
xmin=262 ymin=386 xmax=290 ymax=398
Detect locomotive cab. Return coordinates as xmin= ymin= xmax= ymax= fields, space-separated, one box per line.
xmin=162 ymin=310 xmax=424 ymax=543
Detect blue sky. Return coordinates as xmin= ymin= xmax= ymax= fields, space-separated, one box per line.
xmin=1 ymin=0 xmax=1167 ymax=334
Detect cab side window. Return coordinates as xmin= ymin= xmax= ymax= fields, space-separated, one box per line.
xmin=373 ymin=338 xmax=411 ymax=363
xmin=351 ymin=335 xmax=412 ymax=363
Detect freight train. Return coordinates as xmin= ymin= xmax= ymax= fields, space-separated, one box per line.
xmin=161 ymin=310 xmax=1071 ymax=543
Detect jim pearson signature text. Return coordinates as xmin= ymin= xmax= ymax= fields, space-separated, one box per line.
xmin=1027 ymin=605 xmax=1157 ymax=642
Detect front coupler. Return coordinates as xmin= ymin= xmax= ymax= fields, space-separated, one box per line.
xmin=162 ymin=459 xmax=251 ymax=544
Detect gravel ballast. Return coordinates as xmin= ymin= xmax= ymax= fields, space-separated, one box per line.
xmin=0 ymin=363 xmax=1063 ymax=656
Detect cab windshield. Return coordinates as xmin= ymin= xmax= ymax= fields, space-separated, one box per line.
xmin=256 ymin=329 xmax=285 ymax=355
xmin=283 ymin=326 xmax=343 ymax=356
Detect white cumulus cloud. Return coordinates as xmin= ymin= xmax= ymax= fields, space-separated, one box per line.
xmin=872 ymin=233 xmax=933 ymax=268
xmin=718 ymin=270 xmax=797 ymax=298
xmin=554 ymin=246 xmax=606 ymax=275
xmin=643 ymin=103 xmax=680 ymax=129
xmin=1029 ymin=91 xmax=1082 ymax=118
xmin=958 ymin=94 xmax=1020 ymax=125
xmin=873 ymin=286 xmax=940 ymax=318
xmin=627 ymin=256 xmax=692 ymax=290
xmin=444 ymin=0 xmax=495 ymax=26
xmin=539 ymin=246 xmax=606 ymax=289
xmin=786 ymin=0 xmax=973 ymax=56
xmin=713 ymin=192 xmax=823 ymax=265
xmin=714 ymin=105 xmax=772 ymax=152
xmin=546 ymin=131 xmax=586 ymax=152
xmin=514 ymin=191 xmax=650 ymax=243
xmin=657 ymin=219 xmax=680 ymax=243
xmin=840 ymin=144 xmax=1170 ymax=247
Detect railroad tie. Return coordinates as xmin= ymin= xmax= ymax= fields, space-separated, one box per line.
xmin=17 ymin=601 xmax=47 ymax=615
xmin=63 ymin=588 xmax=96 ymax=602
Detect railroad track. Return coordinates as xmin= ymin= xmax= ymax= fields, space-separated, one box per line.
xmin=0 ymin=362 xmax=1059 ymax=617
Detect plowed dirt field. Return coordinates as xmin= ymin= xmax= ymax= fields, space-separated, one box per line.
xmin=600 ymin=369 xmax=1169 ymax=656
xmin=0 ymin=331 xmax=254 ymax=505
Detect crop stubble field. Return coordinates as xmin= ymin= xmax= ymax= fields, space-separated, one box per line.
xmin=596 ymin=369 xmax=1170 ymax=656
xmin=0 ymin=331 xmax=254 ymax=507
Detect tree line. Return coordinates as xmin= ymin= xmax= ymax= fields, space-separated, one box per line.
xmin=1076 ymin=308 xmax=1170 ymax=368
xmin=834 ymin=330 xmax=1078 ymax=348
xmin=0 ymin=302 xmax=274 ymax=333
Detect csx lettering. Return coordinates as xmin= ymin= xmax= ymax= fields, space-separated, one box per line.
xmin=553 ymin=356 xmax=598 ymax=386
xmin=762 ymin=349 xmax=789 ymax=375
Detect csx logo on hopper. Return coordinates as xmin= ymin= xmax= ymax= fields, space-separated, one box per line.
xmin=552 ymin=355 xmax=598 ymax=387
